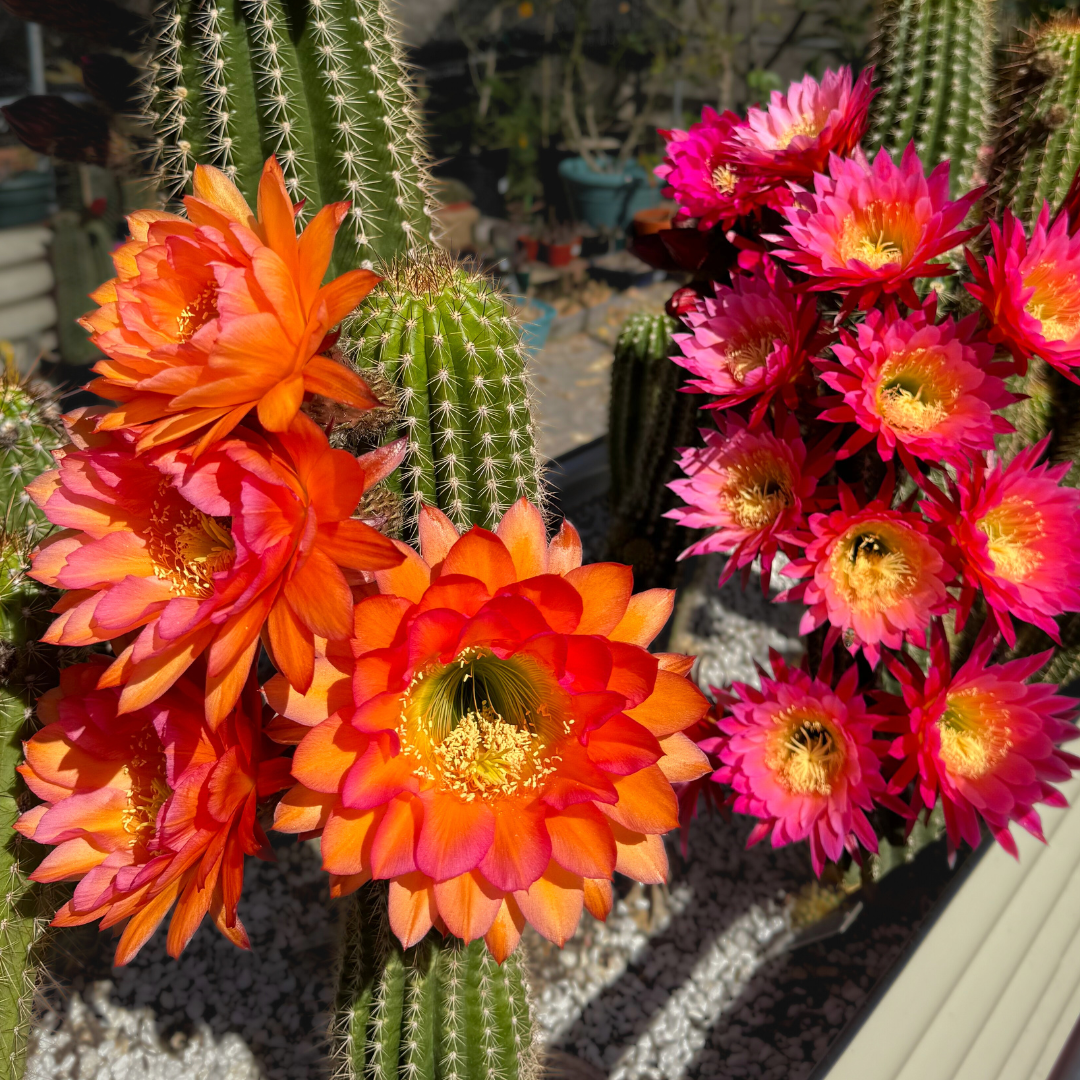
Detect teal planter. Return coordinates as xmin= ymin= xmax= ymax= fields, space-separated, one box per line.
xmin=558 ymin=156 xmax=660 ymax=231
xmin=0 ymin=171 xmax=54 ymax=230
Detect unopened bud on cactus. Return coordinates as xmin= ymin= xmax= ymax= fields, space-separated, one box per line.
xmin=341 ymin=251 xmax=544 ymax=534
xmin=147 ymin=0 xmax=434 ymax=271
xmin=1 ymin=96 xmax=110 ymax=167
xmin=988 ymin=16 xmax=1080 ymax=224
xmin=867 ymin=0 xmax=998 ymax=196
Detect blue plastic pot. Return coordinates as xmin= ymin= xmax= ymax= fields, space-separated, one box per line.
xmin=517 ymin=298 xmax=557 ymax=354
xmin=558 ymin=156 xmax=660 ymax=231
xmin=0 ymin=170 xmax=54 ymax=229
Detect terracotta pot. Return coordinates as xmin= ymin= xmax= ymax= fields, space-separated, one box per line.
xmin=633 ymin=205 xmax=676 ymax=235
xmin=517 ymin=235 xmax=539 ymax=261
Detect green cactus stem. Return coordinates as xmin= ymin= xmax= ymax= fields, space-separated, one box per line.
xmin=867 ymin=0 xmax=998 ymax=197
xmin=339 ymin=251 xmax=544 ymax=535
xmin=146 ymin=0 xmax=434 ymax=271
xmin=987 ymin=17 xmax=1080 ymax=225
xmin=332 ymin=883 xmax=536 ymax=1080
xmin=604 ymin=310 xmax=706 ymax=594
xmin=0 ymin=377 xmax=68 ymax=1080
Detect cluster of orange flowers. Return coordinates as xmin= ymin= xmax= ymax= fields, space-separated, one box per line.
xmin=20 ymin=157 xmax=711 ymax=963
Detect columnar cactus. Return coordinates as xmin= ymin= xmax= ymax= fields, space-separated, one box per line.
xmin=333 ymin=883 xmax=535 ymax=1080
xmin=987 ymin=17 xmax=1080 ymax=224
xmin=867 ymin=0 xmax=998 ymax=196
xmin=0 ymin=379 xmax=65 ymax=1080
xmin=605 ymin=311 xmax=704 ymax=592
xmin=340 ymin=251 xmax=544 ymax=534
xmin=147 ymin=0 xmax=434 ymax=271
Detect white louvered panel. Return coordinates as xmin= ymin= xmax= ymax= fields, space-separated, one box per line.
xmin=823 ymin=777 xmax=1080 ymax=1080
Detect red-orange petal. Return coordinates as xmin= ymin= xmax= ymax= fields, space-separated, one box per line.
xmin=583 ymin=877 xmax=613 ymax=921
xmin=416 ymin=789 xmax=495 ymax=882
xmin=601 ymin=765 xmax=679 ymax=833
xmin=610 ymin=822 xmax=668 ymax=884
xmin=477 ymin=800 xmax=550 ymax=893
xmin=513 ymin=861 xmax=584 ymax=946
xmin=320 ymin=805 xmax=383 ymax=876
xmin=609 ymin=589 xmax=675 ymax=647
xmin=626 ymin=670 xmax=710 ymax=737
xmin=433 ymin=869 xmax=503 ymax=942
xmin=418 ymin=505 xmax=460 ymax=566
xmin=496 ymin=499 xmax=547 ymax=579
xmin=374 ymin=541 xmax=431 ymax=604
xmin=388 ymin=872 xmax=436 ymax=947
xmin=564 ymin=563 xmax=634 ymax=635
xmin=547 ymin=520 xmax=583 ymax=575
xmin=370 ymin=793 xmax=422 ymax=878
xmin=272 ymin=784 xmax=337 ymax=834
xmin=484 ymin=896 xmax=526 ymax=962
xmin=657 ymin=732 xmax=712 ymax=782
xmin=440 ymin=529 xmax=517 ymax=594
xmin=291 ymin=715 xmax=368 ymax=794
xmin=546 ymin=803 xmax=616 ymax=880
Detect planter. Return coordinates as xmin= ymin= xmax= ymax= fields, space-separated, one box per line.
xmin=0 ymin=170 xmax=54 ymax=229
xmin=517 ymin=297 xmax=557 ymax=354
xmin=540 ymin=238 xmax=580 ymax=266
xmin=558 ymin=156 xmax=660 ymax=232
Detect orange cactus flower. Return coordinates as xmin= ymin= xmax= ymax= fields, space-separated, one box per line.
xmin=82 ymin=156 xmax=380 ymax=453
xmin=271 ymin=499 xmax=711 ymax=961
xmin=28 ymin=409 xmax=405 ymax=725
xmin=15 ymin=660 xmax=292 ymax=965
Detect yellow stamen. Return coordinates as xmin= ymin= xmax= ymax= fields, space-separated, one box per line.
xmin=121 ymin=730 xmax=169 ymax=845
xmin=977 ymin=497 xmax=1044 ymax=583
xmin=937 ymin=688 xmax=1011 ymax=780
xmin=769 ymin=709 xmax=845 ymax=795
xmin=838 ymin=202 xmax=906 ymax=269
xmin=726 ymin=320 xmax=787 ymax=384
xmin=876 ymin=350 xmax=956 ymax=434
xmin=830 ymin=526 xmax=916 ymax=613
xmin=148 ymin=485 xmax=235 ymax=598
xmin=1024 ymin=263 xmax=1080 ymax=343
xmin=723 ymin=451 xmax=795 ymax=530
xmin=775 ymin=116 xmax=824 ymax=150
xmin=398 ymin=649 xmax=567 ymax=800
xmin=175 ymin=284 xmax=219 ymax=343
xmin=712 ymin=165 xmax=737 ymax=193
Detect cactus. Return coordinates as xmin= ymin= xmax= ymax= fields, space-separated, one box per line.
xmin=605 ymin=311 xmax=706 ymax=594
xmin=0 ymin=379 xmax=63 ymax=534
xmin=987 ymin=17 xmax=1080 ymax=225
xmin=339 ymin=251 xmax=544 ymax=534
xmin=867 ymin=0 xmax=998 ymax=196
xmin=332 ymin=882 xmax=536 ymax=1080
xmin=146 ymin=0 xmax=434 ymax=271
xmin=0 ymin=377 xmax=67 ymax=1080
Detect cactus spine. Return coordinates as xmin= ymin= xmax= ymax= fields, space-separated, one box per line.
xmin=147 ymin=0 xmax=434 ymax=271
xmin=0 ymin=378 xmax=65 ymax=1080
xmin=867 ymin=0 xmax=998 ymax=195
xmin=987 ymin=18 xmax=1080 ymax=224
xmin=340 ymin=252 xmax=544 ymax=534
xmin=605 ymin=311 xmax=705 ymax=593
xmin=333 ymin=883 xmax=535 ymax=1080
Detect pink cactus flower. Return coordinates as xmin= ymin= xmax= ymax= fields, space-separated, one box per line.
xmin=782 ymin=481 xmax=954 ymax=666
xmin=667 ymin=410 xmax=834 ymax=591
xmin=656 ymin=107 xmax=772 ymax=229
xmin=774 ymin=144 xmax=981 ymax=310
xmin=966 ymin=203 xmax=1080 ymax=379
xmin=817 ymin=299 xmax=1014 ymax=467
xmin=886 ymin=622 xmax=1080 ymax=858
xmin=712 ymin=652 xmax=885 ymax=875
xmin=735 ymin=67 xmax=875 ymax=186
xmin=923 ymin=439 xmax=1080 ymax=647
xmin=671 ymin=262 xmax=822 ymax=424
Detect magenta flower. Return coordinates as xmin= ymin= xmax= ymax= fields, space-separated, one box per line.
xmin=713 ymin=652 xmax=885 ymax=875
xmin=656 ymin=107 xmax=772 ymax=229
xmin=774 ymin=144 xmax=981 ymax=310
xmin=887 ymin=622 xmax=1080 ymax=858
xmin=667 ymin=410 xmax=833 ymax=591
xmin=966 ymin=203 xmax=1080 ymax=379
xmin=671 ymin=262 xmax=822 ymax=424
xmin=735 ymin=67 xmax=875 ymax=186
xmin=923 ymin=439 xmax=1080 ymax=647
xmin=781 ymin=482 xmax=954 ymax=666
xmin=817 ymin=299 xmax=1014 ymax=467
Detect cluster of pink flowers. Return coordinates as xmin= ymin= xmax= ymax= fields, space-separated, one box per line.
xmin=658 ymin=67 xmax=1080 ymax=867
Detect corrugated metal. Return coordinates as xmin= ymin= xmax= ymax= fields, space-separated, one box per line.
xmin=823 ymin=776 xmax=1080 ymax=1080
